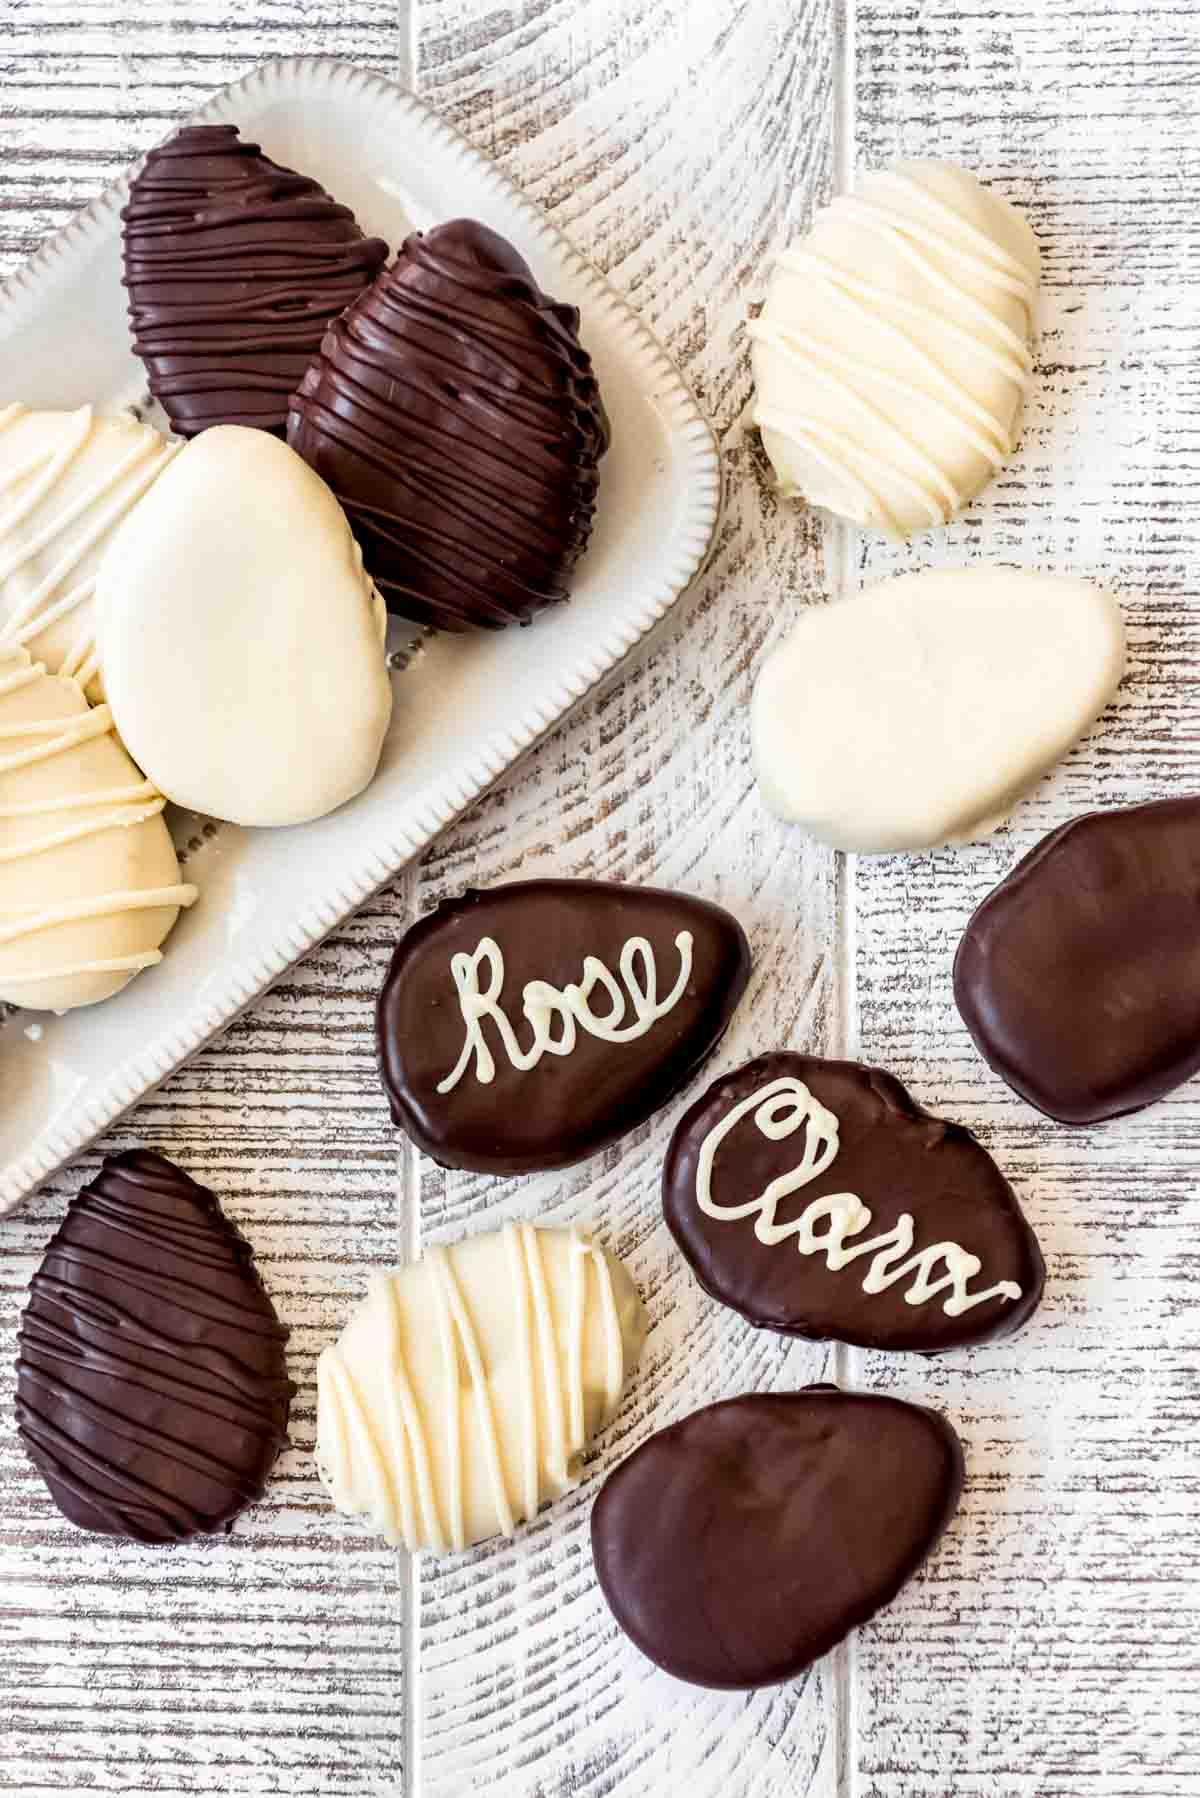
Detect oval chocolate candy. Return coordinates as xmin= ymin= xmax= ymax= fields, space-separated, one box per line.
xmin=954 ymin=796 xmax=1200 ymax=1124
xmin=288 ymin=219 xmax=610 ymax=632
xmin=122 ymin=124 xmax=388 ymax=438
xmin=376 ymin=880 xmax=751 ymax=1174
xmin=16 ymin=1150 xmax=293 ymax=1543
xmin=591 ymin=1386 xmax=964 ymax=1688
xmin=662 ymin=1052 xmax=1043 ymax=1352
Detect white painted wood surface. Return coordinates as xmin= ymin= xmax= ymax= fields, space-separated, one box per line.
xmin=1 ymin=1 xmax=1195 ymax=1793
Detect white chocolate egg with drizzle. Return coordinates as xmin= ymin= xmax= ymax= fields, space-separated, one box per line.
xmin=96 ymin=426 xmax=393 ymax=828
xmin=750 ymin=161 xmax=1040 ymax=537
xmin=318 ymin=1223 xmax=646 ymax=1554
xmin=0 ymin=645 xmax=196 ymax=1011
xmin=0 ymin=404 xmax=177 ymax=696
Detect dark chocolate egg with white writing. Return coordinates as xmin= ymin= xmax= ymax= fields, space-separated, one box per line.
xmin=663 ymin=1052 xmax=1043 ymax=1352
xmin=376 ymin=880 xmax=751 ymax=1174
xmin=591 ymin=1386 xmax=964 ymax=1689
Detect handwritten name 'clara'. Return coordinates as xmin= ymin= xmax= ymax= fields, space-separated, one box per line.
xmin=696 ymin=1076 xmax=1021 ymax=1318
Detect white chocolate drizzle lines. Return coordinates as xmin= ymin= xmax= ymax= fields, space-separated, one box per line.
xmin=750 ymin=166 xmax=1038 ymax=535
xmin=437 ymin=930 xmax=694 ymax=1092
xmin=0 ymin=404 xmax=178 ymax=687
xmin=696 ymin=1076 xmax=1022 ymax=1318
xmin=317 ymin=1226 xmax=627 ymax=1553
xmin=0 ymin=646 xmax=196 ymax=987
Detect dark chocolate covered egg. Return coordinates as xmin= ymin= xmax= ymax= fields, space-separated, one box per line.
xmin=663 ymin=1052 xmax=1043 ymax=1352
xmin=591 ymin=1387 xmax=964 ymax=1689
xmin=376 ymin=879 xmax=750 ymax=1174
xmin=16 ymin=1150 xmax=292 ymax=1543
xmin=954 ymin=797 xmax=1200 ymax=1124
xmin=122 ymin=124 xmax=387 ymax=438
xmin=288 ymin=219 xmax=610 ymax=631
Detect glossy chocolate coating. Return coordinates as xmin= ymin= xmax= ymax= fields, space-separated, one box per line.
xmin=16 ymin=1150 xmax=292 ymax=1543
xmin=954 ymin=797 xmax=1200 ymax=1123
xmin=122 ymin=124 xmax=387 ymax=437
xmin=591 ymin=1387 xmax=964 ymax=1689
xmin=376 ymin=879 xmax=750 ymax=1174
xmin=288 ymin=218 xmax=610 ymax=631
xmin=663 ymin=1053 xmax=1043 ymax=1352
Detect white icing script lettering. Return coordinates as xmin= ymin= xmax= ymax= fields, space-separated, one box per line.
xmin=696 ymin=1075 xmax=1022 ymax=1318
xmin=437 ymin=931 xmax=694 ymax=1094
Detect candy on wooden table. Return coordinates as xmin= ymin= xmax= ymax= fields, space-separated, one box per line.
xmin=663 ymin=1051 xmax=1044 ymax=1353
xmin=376 ymin=878 xmax=751 ymax=1174
xmin=751 ymin=161 xmax=1040 ymax=537
xmin=751 ymin=567 xmax=1125 ymax=853
xmin=16 ymin=1149 xmax=293 ymax=1542
xmin=591 ymin=1387 xmax=964 ymax=1688
xmin=318 ymin=1221 xmax=646 ymax=1553
xmin=955 ymin=796 xmax=1200 ymax=1124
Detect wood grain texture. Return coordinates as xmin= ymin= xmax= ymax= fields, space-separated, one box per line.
xmin=4 ymin=0 xmax=1186 ymax=1794
xmin=0 ymin=0 xmax=844 ymax=1792
xmin=0 ymin=14 xmax=418 ymax=1794
xmin=0 ymin=899 xmax=411 ymax=1794
xmin=849 ymin=5 xmax=1200 ymax=1796
xmin=413 ymin=4 xmax=841 ymax=1792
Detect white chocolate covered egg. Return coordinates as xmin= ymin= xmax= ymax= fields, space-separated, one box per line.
xmin=317 ymin=1223 xmax=646 ymax=1553
xmin=750 ymin=161 xmax=1040 ymax=537
xmin=0 ymin=645 xmax=196 ymax=1012
xmin=752 ymin=567 xmax=1125 ymax=853
xmin=96 ymin=426 xmax=393 ymax=828
xmin=0 ymin=404 xmax=177 ymax=696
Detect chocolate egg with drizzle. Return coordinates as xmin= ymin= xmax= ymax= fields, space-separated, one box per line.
xmin=122 ymin=124 xmax=388 ymax=438
xmin=0 ymin=405 xmax=177 ymax=698
xmin=318 ymin=1222 xmax=646 ymax=1553
xmin=288 ymin=219 xmax=610 ymax=631
xmin=663 ymin=1052 xmax=1044 ymax=1352
xmin=376 ymin=880 xmax=751 ymax=1174
xmin=0 ymin=644 xmax=195 ymax=1013
xmin=750 ymin=160 xmax=1040 ymax=538
xmin=16 ymin=1151 xmax=292 ymax=1543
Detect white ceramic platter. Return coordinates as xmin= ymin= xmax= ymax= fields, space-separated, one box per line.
xmin=0 ymin=54 xmax=720 ymax=1214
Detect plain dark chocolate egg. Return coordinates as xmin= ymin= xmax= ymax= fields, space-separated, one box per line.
xmin=16 ymin=1150 xmax=293 ymax=1543
xmin=288 ymin=219 xmax=609 ymax=631
xmin=663 ymin=1053 xmax=1044 ymax=1352
xmin=122 ymin=124 xmax=387 ymax=437
xmin=954 ymin=797 xmax=1200 ymax=1123
xmin=591 ymin=1387 xmax=964 ymax=1689
xmin=376 ymin=879 xmax=750 ymax=1174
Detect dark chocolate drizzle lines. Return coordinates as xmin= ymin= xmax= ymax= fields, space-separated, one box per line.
xmin=122 ymin=124 xmax=388 ymax=438
xmin=287 ymin=218 xmax=610 ymax=632
xmin=16 ymin=1149 xmax=292 ymax=1544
